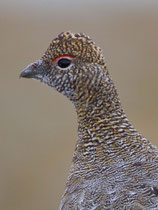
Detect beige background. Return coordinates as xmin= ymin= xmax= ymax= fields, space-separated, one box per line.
xmin=1 ymin=1 xmax=158 ymax=209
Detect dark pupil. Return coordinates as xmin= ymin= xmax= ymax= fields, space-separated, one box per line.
xmin=58 ymin=58 xmax=71 ymax=68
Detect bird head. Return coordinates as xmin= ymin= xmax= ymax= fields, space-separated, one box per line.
xmin=20 ymin=32 xmax=108 ymax=106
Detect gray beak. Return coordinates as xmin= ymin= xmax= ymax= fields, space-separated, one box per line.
xmin=20 ymin=65 xmax=35 ymax=78
xmin=20 ymin=59 xmax=49 ymax=79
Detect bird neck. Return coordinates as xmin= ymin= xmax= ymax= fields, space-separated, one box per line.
xmin=67 ymin=69 xmax=157 ymax=183
xmin=73 ymin=72 xmax=140 ymax=164
xmin=75 ymin=88 xmax=137 ymax=148
xmin=75 ymin=71 xmax=132 ymax=133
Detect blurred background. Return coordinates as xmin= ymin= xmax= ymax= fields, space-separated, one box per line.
xmin=0 ymin=0 xmax=158 ymax=209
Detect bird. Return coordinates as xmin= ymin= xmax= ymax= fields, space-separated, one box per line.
xmin=20 ymin=31 xmax=158 ymax=210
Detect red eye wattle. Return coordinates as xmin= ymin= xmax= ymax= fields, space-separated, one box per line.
xmin=54 ymin=55 xmax=74 ymax=69
xmin=53 ymin=55 xmax=74 ymax=62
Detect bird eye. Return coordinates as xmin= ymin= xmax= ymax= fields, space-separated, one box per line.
xmin=58 ymin=58 xmax=71 ymax=69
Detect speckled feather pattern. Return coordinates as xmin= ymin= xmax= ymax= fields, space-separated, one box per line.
xmin=21 ymin=32 xmax=158 ymax=210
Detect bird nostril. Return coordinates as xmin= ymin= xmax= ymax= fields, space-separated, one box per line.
xmin=31 ymin=62 xmax=38 ymax=69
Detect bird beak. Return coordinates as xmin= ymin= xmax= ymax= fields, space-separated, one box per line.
xmin=20 ymin=59 xmax=47 ymax=79
xmin=20 ymin=64 xmax=35 ymax=78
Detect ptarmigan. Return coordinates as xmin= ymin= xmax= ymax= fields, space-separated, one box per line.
xmin=20 ymin=32 xmax=158 ymax=210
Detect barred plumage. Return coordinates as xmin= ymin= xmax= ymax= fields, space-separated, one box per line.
xmin=20 ymin=32 xmax=158 ymax=209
